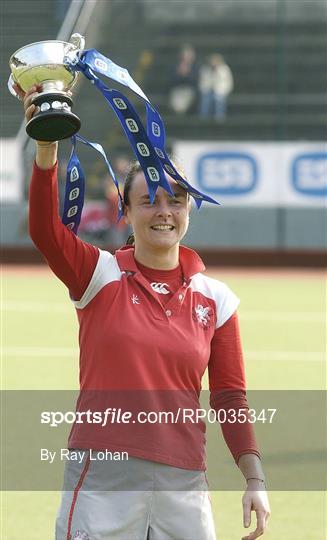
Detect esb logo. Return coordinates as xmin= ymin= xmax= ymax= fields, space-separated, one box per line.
xmin=291 ymin=153 xmax=327 ymax=197
xmin=197 ymin=153 xmax=257 ymax=195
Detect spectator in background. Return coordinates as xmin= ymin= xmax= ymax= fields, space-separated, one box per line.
xmin=78 ymin=156 xmax=130 ymax=246
xmin=134 ymin=49 xmax=154 ymax=85
xmin=199 ymin=54 xmax=234 ymax=121
xmin=169 ymin=44 xmax=199 ymax=114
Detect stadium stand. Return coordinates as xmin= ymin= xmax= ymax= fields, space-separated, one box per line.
xmin=144 ymin=21 xmax=327 ymax=141
xmin=1 ymin=0 xmax=58 ymax=137
xmin=91 ymin=0 xmax=327 ymax=152
xmin=2 ymin=1 xmax=326 ymax=154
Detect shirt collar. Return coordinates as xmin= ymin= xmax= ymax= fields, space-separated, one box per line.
xmin=115 ymin=245 xmax=205 ymax=279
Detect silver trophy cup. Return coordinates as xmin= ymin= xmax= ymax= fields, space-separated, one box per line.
xmin=8 ymin=33 xmax=85 ymax=141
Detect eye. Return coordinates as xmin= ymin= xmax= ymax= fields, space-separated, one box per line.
xmin=168 ymin=196 xmax=183 ymax=205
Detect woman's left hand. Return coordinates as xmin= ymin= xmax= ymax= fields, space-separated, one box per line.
xmin=241 ymin=481 xmax=271 ymax=539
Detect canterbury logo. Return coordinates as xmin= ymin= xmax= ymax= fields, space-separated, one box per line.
xmin=151 ymin=282 xmax=170 ymax=294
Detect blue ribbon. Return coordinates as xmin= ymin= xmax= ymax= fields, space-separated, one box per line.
xmin=62 ymin=134 xmax=123 ymax=233
xmin=62 ymin=48 xmax=219 ymax=234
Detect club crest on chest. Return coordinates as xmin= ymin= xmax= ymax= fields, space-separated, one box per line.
xmin=193 ymin=304 xmax=214 ymax=328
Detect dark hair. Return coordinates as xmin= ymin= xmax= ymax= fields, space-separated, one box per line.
xmin=123 ymin=161 xmax=143 ymax=245
xmin=123 ymin=161 xmax=143 ymax=207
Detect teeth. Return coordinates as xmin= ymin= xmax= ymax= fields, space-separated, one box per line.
xmin=152 ymin=225 xmax=174 ymax=231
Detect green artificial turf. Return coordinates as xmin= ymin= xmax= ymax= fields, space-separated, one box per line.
xmin=1 ymin=268 xmax=326 ymax=539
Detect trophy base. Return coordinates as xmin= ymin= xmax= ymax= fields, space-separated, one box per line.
xmin=26 ymin=93 xmax=81 ymax=141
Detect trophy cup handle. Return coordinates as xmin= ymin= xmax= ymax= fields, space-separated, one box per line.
xmin=70 ymin=33 xmax=85 ymax=51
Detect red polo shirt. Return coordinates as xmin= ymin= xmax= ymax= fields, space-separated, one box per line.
xmin=29 ymin=162 xmax=260 ymax=469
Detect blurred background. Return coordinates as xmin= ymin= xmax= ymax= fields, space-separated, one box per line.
xmin=1 ymin=0 xmax=326 ymax=265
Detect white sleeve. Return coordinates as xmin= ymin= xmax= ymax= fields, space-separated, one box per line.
xmin=72 ymin=249 xmax=122 ymax=309
xmin=216 ymin=281 xmax=239 ymax=327
xmin=190 ymin=273 xmax=240 ymax=328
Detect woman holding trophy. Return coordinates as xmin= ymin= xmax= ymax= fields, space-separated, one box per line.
xmin=14 ymin=79 xmax=270 ymax=540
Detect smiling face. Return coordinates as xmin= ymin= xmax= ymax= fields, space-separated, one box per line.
xmin=124 ymin=171 xmax=190 ymax=266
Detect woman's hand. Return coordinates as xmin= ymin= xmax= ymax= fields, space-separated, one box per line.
xmin=241 ymin=481 xmax=271 ymax=539
xmin=13 ymin=83 xmax=41 ymax=123
xmin=13 ymin=83 xmax=58 ymax=169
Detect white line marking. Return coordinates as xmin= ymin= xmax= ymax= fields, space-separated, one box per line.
xmin=1 ymin=301 xmax=70 ymax=313
xmin=1 ymin=347 xmax=78 ymax=357
xmin=245 ymin=351 xmax=326 ymax=362
xmin=240 ymin=311 xmax=325 ymax=323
